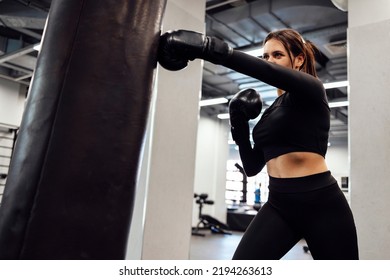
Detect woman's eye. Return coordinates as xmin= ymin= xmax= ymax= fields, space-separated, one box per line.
xmin=274 ymin=53 xmax=282 ymax=58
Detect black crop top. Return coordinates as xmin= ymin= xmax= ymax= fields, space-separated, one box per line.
xmin=222 ymin=51 xmax=330 ymax=176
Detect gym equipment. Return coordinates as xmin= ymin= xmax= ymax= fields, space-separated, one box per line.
xmin=192 ymin=193 xmax=231 ymax=237
xmin=0 ymin=0 xmax=167 ymax=259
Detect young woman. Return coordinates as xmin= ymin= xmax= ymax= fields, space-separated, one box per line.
xmin=158 ymin=28 xmax=359 ymax=260
xmin=228 ymin=29 xmax=359 ymax=260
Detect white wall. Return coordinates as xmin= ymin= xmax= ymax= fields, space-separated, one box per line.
xmin=193 ymin=113 xmax=229 ymax=226
xmin=0 ymin=78 xmax=25 ymax=127
xmin=326 ymin=141 xmax=348 ymax=182
xmin=348 ymin=0 xmax=390 ymax=259
xmin=348 ymin=0 xmax=390 ymax=27
xmin=0 ymin=78 xmax=25 ymax=205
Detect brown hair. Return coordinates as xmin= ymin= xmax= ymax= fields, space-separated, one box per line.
xmin=264 ymin=29 xmax=319 ymax=77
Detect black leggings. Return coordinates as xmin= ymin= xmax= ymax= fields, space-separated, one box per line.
xmin=232 ymin=171 xmax=359 ymax=260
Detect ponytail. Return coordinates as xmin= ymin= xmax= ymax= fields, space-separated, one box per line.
xmin=301 ymin=40 xmax=319 ymax=77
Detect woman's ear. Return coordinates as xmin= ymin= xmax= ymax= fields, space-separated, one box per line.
xmin=294 ymin=53 xmax=305 ymax=70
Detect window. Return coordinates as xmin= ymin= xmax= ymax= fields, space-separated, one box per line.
xmin=226 ymin=160 xmax=269 ymax=208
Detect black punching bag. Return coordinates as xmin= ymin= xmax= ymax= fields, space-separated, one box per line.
xmin=0 ymin=0 xmax=167 ymax=259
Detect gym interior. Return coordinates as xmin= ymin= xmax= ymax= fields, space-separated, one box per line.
xmin=0 ymin=0 xmax=389 ymax=260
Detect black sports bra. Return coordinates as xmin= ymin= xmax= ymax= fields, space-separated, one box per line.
xmin=222 ymin=51 xmax=330 ymax=176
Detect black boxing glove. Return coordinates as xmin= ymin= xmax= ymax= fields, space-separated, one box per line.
xmin=229 ymin=88 xmax=262 ymax=145
xmin=230 ymin=119 xmax=250 ymax=146
xmin=157 ymin=29 xmax=233 ymax=71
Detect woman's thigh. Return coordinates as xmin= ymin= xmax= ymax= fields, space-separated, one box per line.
xmin=303 ymin=186 xmax=359 ymax=260
xmin=232 ymin=203 xmax=301 ymax=260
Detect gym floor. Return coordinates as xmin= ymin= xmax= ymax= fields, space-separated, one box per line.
xmin=190 ymin=231 xmax=312 ymax=260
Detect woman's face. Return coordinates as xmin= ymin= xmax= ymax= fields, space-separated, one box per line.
xmin=263 ymin=38 xmax=303 ymax=70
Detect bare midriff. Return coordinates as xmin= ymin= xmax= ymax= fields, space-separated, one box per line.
xmin=266 ymin=152 xmax=328 ymax=178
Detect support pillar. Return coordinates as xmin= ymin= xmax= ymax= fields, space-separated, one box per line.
xmin=349 ymin=0 xmax=390 ymax=259
xmin=126 ymin=0 xmax=206 ymax=260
